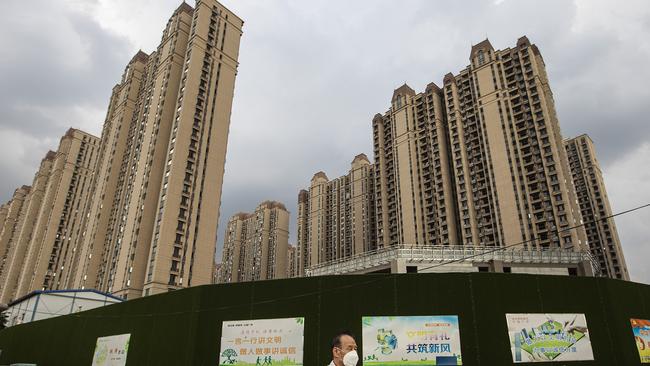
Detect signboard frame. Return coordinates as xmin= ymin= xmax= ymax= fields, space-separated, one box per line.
xmin=362 ymin=315 xmax=463 ymax=365
xmin=219 ymin=317 xmax=305 ymax=366
xmin=91 ymin=333 xmax=131 ymax=366
xmin=506 ymin=313 xmax=594 ymax=363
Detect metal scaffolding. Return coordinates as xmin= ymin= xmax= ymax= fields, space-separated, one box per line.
xmin=305 ymin=245 xmax=599 ymax=276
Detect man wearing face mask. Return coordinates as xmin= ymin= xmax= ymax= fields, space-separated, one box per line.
xmin=328 ymin=330 xmax=359 ymax=366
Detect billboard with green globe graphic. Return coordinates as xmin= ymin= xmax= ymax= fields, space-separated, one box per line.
xmin=362 ymin=316 xmax=462 ymax=365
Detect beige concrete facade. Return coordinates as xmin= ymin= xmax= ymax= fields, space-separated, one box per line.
xmin=1 ymin=1 xmax=242 ymax=301
xmin=374 ymin=83 xmax=459 ymax=248
xmin=565 ymin=135 xmax=629 ymax=279
xmin=12 ymin=129 xmax=101 ymax=299
xmin=296 ymin=190 xmax=309 ymax=276
xmin=68 ymin=0 xmax=243 ymax=298
xmin=71 ymin=51 xmax=151 ymax=296
xmin=287 ymin=244 xmax=296 ymax=278
xmin=74 ymin=3 xmax=198 ymax=299
xmin=0 ymin=186 xmax=31 ymax=285
xmin=297 ymin=154 xmax=376 ymax=275
xmin=300 ymin=37 xmax=593 ymax=277
xmin=213 ymin=262 xmax=221 ymax=284
xmin=441 ymin=36 xmax=586 ymax=250
xmin=0 ymin=153 xmax=55 ymax=303
xmin=142 ymin=0 xmax=242 ymax=296
xmin=0 ymin=205 xmax=9 ymax=239
xmin=219 ymin=201 xmax=289 ymax=283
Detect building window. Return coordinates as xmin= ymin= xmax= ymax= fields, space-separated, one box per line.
xmin=478 ymin=50 xmax=485 ymax=65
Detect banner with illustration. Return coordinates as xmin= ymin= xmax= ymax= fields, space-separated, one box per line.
xmin=506 ymin=313 xmax=593 ymax=362
xmin=219 ymin=317 xmax=304 ymax=366
xmin=632 ymin=318 xmax=650 ymax=363
xmin=91 ymin=333 xmax=131 ymax=366
xmin=362 ymin=315 xmax=462 ymax=365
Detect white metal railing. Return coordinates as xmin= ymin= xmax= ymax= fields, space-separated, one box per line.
xmin=305 ymin=245 xmax=598 ymax=277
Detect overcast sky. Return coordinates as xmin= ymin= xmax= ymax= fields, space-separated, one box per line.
xmin=1 ymin=0 xmax=649 ymax=283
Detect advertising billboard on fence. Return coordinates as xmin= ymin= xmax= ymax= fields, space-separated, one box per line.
xmin=506 ymin=313 xmax=593 ymax=362
xmin=632 ymin=318 xmax=650 ymax=363
xmin=219 ymin=317 xmax=304 ymax=366
xmin=362 ymin=315 xmax=462 ymax=365
xmin=91 ymin=333 xmax=131 ymax=366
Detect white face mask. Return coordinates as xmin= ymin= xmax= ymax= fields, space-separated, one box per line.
xmin=342 ymin=350 xmax=359 ymax=366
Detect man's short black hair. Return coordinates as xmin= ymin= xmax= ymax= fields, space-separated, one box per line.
xmin=331 ymin=330 xmax=355 ymax=350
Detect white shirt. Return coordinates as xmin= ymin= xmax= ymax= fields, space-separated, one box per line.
xmin=328 ymin=361 xmax=335 ymax=366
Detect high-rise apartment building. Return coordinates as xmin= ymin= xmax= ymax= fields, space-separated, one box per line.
xmin=0 ymin=186 xmax=31 ymax=283
xmin=0 ymin=205 xmax=9 ymax=238
xmin=71 ymin=0 xmax=243 ymax=298
xmin=296 ymin=190 xmax=309 ymax=276
xmin=565 ymin=135 xmax=629 ymax=279
xmin=219 ymin=201 xmax=289 ymax=283
xmin=0 ymin=205 xmax=9 ymax=232
xmin=10 ymin=129 xmax=101 ymax=299
xmin=287 ymin=244 xmax=296 ymax=278
xmin=373 ymin=84 xmax=458 ymax=248
xmin=212 ymin=262 xmax=221 ymax=284
xmin=0 ymin=153 xmax=54 ymax=304
xmin=302 ymin=37 xmax=597 ymax=277
xmin=296 ymin=154 xmax=376 ymax=275
xmin=71 ymin=50 xmax=151 ymax=298
xmin=441 ymin=36 xmax=586 ymax=250
xmin=0 ymin=1 xmax=242 ymax=302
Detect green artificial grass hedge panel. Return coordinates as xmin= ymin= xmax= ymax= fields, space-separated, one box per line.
xmin=0 ymin=273 xmax=648 ymax=365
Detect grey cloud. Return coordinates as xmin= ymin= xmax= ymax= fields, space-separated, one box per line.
xmin=217 ymin=0 xmax=650 ymax=284
xmin=2 ymin=0 xmax=649 ymax=282
xmin=0 ymin=0 xmax=133 ymax=202
xmin=218 ymin=0 xmax=582 ymax=252
xmin=604 ymin=143 xmax=650 ymax=284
